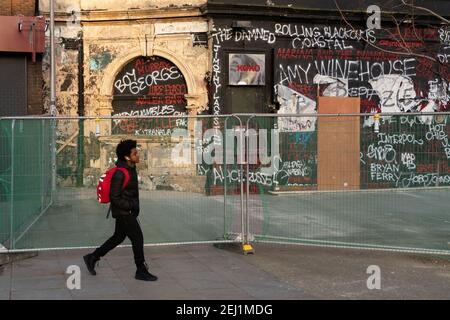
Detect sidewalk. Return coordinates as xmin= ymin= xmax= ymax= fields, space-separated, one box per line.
xmin=1 ymin=243 xmax=450 ymax=300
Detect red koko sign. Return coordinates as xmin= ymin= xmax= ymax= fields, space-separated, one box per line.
xmin=236 ymin=64 xmax=261 ymax=72
xmin=229 ymin=53 xmax=265 ymax=85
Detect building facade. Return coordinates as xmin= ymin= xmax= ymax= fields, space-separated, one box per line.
xmin=200 ymin=0 xmax=450 ymax=192
xmin=40 ymin=0 xmax=450 ymax=193
xmin=39 ymin=0 xmax=210 ymax=191
xmin=204 ymin=0 xmax=450 ymax=115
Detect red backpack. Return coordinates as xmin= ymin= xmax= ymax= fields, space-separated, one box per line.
xmin=97 ymin=167 xmax=130 ymax=204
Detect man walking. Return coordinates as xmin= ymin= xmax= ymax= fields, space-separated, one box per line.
xmin=83 ymin=139 xmax=157 ymax=281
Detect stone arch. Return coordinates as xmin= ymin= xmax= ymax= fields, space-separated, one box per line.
xmin=98 ymin=46 xmax=200 ymax=115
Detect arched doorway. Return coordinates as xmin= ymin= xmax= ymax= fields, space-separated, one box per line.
xmin=111 ymin=56 xmax=188 ymax=136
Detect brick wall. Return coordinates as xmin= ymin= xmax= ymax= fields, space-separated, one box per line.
xmin=27 ymin=55 xmax=43 ymax=115
xmin=0 ymin=0 xmax=12 ymax=15
xmin=0 ymin=0 xmax=36 ymax=16
xmin=13 ymin=0 xmax=36 ymax=16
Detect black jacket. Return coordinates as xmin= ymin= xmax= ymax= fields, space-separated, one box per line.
xmin=110 ymin=159 xmax=140 ymax=218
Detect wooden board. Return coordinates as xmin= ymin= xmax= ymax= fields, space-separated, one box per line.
xmin=317 ymin=97 xmax=360 ymax=191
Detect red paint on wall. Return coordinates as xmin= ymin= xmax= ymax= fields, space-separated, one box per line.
xmin=0 ymin=16 xmax=46 ymax=62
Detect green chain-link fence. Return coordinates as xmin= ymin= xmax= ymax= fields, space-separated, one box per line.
xmin=3 ymin=116 xmax=242 ymax=251
xmin=0 ymin=119 xmax=52 ymax=250
xmin=245 ymin=113 xmax=450 ymax=254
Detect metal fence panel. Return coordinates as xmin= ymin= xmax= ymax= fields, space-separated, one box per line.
xmin=5 ymin=116 xmax=242 ymax=251
xmin=3 ymin=113 xmax=450 ymax=255
xmin=0 ymin=119 xmax=11 ymax=247
xmin=246 ymin=114 xmax=450 ymax=255
xmin=0 ymin=119 xmax=53 ymax=250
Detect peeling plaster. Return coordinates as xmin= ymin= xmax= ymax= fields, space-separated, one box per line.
xmin=89 ymin=50 xmax=113 ymax=71
xmin=60 ymin=74 xmax=75 ymax=92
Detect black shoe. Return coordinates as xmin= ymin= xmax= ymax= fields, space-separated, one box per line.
xmin=135 ymin=262 xmax=158 ymax=281
xmin=83 ymin=253 xmax=99 ymax=276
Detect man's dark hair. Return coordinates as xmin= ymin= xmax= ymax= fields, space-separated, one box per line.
xmin=116 ymin=139 xmax=137 ymax=161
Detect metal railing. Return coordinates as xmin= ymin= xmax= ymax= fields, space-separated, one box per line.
xmin=0 ymin=118 xmax=53 ymax=251
xmin=242 ymin=112 xmax=450 ymax=255
xmin=0 ymin=115 xmax=244 ymax=252
xmin=1 ymin=113 xmax=450 ymax=255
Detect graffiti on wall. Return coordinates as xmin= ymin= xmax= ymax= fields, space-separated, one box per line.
xmin=197 ymin=116 xmax=450 ymax=192
xmin=197 ymin=128 xmax=317 ymax=192
xmin=361 ymin=116 xmax=450 ymax=189
xmin=275 ymin=49 xmax=448 ymax=116
xmin=209 ymin=20 xmax=450 ymax=192
xmin=274 ymin=84 xmax=316 ymax=132
xmin=212 ymin=22 xmax=449 ymax=116
xmin=112 ymin=56 xmax=187 ymax=136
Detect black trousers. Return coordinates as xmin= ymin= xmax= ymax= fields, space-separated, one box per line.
xmin=93 ymin=215 xmax=145 ymax=267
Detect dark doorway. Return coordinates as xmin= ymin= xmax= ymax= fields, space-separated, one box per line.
xmin=229 ymin=87 xmax=266 ymax=114
xmin=0 ymin=54 xmax=27 ymax=116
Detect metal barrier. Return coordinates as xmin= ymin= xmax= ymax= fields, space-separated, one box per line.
xmin=1 ymin=113 xmax=450 ymax=255
xmin=243 ymin=112 xmax=450 ymax=255
xmin=0 ymin=119 xmax=53 ymax=251
xmin=0 ymin=115 xmax=244 ymax=252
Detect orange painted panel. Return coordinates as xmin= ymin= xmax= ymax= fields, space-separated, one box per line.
xmin=317 ymin=97 xmax=361 ymax=191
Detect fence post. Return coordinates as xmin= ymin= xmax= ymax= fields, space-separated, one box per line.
xmin=41 ymin=119 xmax=45 ymax=211
xmin=10 ymin=119 xmax=15 ymax=250
xmin=51 ymin=118 xmax=57 ymax=196
xmin=223 ymin=116 xmax=228 ymax=240
xmin=237 ymin=116 xmax=245 ymax=250
xmin=223 ymin=116 xmax=241 ymax=243
xmin=225 ymin=115 xmax=245 ymax=247
xmin=243 ymin=115 xmax=256 ymax=255
xmin=76 ymin=118 xmax=84 ymax=187
xmin=244 ymin=115 xmax=255 ymax=253
xmin=437 ymin=161 xmax=440 ymax=187
xmin=231 ymin=115 xmax=254 ymax=254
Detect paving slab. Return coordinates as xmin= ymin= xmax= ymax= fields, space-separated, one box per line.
xmin=0 ymin=265 xmax=12 ymax=300
xmin=11 ymin=288 xmax=72 ymax=300
xmin=11 ymin=275 xmax=67 ymax=291
xmin=2 ymin=243 xmax=450 ymax=299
